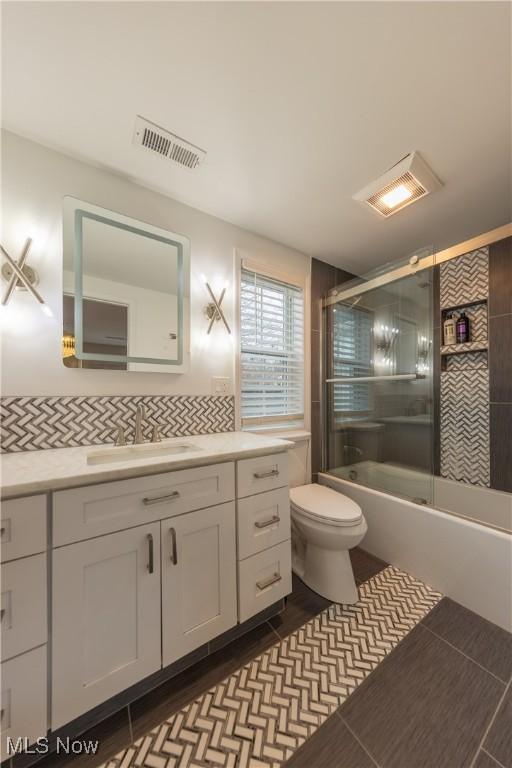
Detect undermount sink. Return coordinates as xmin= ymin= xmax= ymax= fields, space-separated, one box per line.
xmin=87 ymin=441 xmax=200 ymax=465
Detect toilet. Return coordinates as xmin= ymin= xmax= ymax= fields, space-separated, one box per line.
xmin=290 ymin=483 xmax=367 ymax=604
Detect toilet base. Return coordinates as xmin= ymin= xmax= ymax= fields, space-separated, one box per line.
xmin=298 ymin=545 xmax=359 ymax=604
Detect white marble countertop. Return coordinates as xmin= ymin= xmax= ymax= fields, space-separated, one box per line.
xmin=0 ymin=432 xmax=294 ymax=499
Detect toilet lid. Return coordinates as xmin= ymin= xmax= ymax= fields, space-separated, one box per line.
xmin=290 ymin=484 xmax=363 ymax=527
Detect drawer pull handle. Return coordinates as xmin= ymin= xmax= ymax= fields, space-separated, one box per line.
xmin=254 ymin=515 xmax=280 ymax=529
xmin=256 ymin=572 xmax=282 ymax=591
xmin=143 ymin=491 xmax=180 ymax=506
xmin=169 ymin=527 xmax=178 ymax=565
xmin=147 ymin=533 xmax=154 ymax=574
xmin=254 ymin=469 xmax=279 ymax=480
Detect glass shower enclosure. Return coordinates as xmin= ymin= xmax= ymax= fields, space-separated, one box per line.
xmin=323 ymin=249 xmax=434 ymax=505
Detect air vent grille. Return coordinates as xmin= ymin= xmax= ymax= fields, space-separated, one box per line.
xmin=133 ymin=116 xmax=206 ymax=170
xmin=367 ymin=172 xmax=427 ymax=216
xmin=142 ymin=128 xmax=172 ymax=157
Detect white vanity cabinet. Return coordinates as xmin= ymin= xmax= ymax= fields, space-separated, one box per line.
xmin=0 ymin=495 xmax=48 ymax=762
xmin=52 ymin=521 xmax=162 ymax=729
xmin=161 ymin=501 xmax=237 ymax=665
xmin=1 ymin=444 xmax=292 ymax=743
xmin=236 ymin=455 xmax=292 ymax=622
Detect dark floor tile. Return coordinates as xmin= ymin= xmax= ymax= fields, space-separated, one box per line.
xmin=350 ymin=547 xmax=388 ymax=585
xmin=484 ymin=684 xmax=512 ymax=768
xmin=422 ymin=597 xmax=512 ymax=682
xmin=285 ymin=712 xmax=376 ymax=768
xmin=269 ymin=573 xmax=331 ymax=638
xmin=129 ymin=621 xmax=277 ymax=740
xmin=474 ymin=751 xmax=505 ymax=768
xmin=341 ymin=624 xmax=504 ymax=768
xmin=17 ymin=708 xmax=131 ymax=768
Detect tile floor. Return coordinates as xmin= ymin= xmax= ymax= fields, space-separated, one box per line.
xmin=14 ymin=549 xmax=512 ymax=768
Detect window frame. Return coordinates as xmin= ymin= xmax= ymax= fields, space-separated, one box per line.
xmin=236 ymin=256 xmax=307 ymax=431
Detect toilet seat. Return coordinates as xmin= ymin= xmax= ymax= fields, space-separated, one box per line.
xmin=290 ymin=484 xmax=363 ymax=527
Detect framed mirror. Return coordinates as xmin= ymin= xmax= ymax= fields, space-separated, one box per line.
xmin=63 ymin=198 xmax=190 ymax=372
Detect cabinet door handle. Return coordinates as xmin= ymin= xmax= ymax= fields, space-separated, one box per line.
xmin=0 ymin=608 xmax=5 ymax=621
xmin=0 ymin=525 xmax=6 ymax=537
xmin=142 ymin=491 xmax=180 ymax=506
xmin=254 ymin=515 xmax=280 ymax=529
xmin=169 ymin=527 xmax=178 ymax=565
xmin=256 ymin=572 xmax=282 ymax=591
xmin=146 ymin=533 xmax=154 ymax=574
xmin=253 ymin=469 xmax=279 ymax=479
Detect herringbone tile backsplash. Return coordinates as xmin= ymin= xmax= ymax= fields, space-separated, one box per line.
xmin=0 ymin=395 xmax=235 ymax=453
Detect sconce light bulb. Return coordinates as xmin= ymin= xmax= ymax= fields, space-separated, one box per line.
xmin=41 ymin=304 xmax=53 ymax=318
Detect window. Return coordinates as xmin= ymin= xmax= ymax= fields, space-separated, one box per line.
xmin=332 ymin=304 xmax=373 ymax=421
xmin=240 ymin=268 xmax=304 ymax=427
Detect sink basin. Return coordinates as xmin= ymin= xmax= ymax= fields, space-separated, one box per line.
xmin=87 ymin=441 xmax=199 ymax=465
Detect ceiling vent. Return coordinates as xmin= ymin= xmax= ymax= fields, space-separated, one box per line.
xmin=353 ymin=152 xmax=442 ymax=218
xmin=133 ymin=116 xmax=206 ymax=170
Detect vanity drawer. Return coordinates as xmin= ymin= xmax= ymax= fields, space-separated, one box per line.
xmin=0 ymin=495 xmax=47 ymax=564
xmin=237 ymin=487 xmax=291 ymax=560
xmin=1 ymin=554 xmax=47 ymax=662
xmin=238 ymin=540 xmax=292 ymax=623
xmin=237 ymin=453 xmax=289 ymax=499
xmin=53 ymin=462 xmax=235 ymax=546
xmin=0 ymin=645 xmax=47 ymax=762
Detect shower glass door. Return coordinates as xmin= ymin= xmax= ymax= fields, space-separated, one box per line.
xmin=323 ymin=248 xmax=434 ymax=505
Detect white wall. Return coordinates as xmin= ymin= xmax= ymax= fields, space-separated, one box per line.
xmin=1 ymin=131 xmax=311 ymax=403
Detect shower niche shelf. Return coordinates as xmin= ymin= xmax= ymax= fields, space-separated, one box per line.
xmin=440 ymin=341 xmax=488 ymax=356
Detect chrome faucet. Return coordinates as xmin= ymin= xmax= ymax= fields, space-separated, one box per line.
xmin=134 ymin=404 xmax=146 ymax=444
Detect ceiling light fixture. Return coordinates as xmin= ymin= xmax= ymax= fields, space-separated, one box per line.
xmin=353 ymin=151 xmax=442 ymax=218
xmin=380 ymin=183 xmax=412 ymax=209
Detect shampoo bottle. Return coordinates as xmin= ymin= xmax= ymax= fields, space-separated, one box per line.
xmin=456 ymin=311 xmax=470 ymax=343
xmin=443 ymin=313 xmax=456 ymax=345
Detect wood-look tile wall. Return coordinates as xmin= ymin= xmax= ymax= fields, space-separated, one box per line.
xmin=489 ymin=236 xmax=512 ymax=492
xmin=310 ymin=258 xmax=354 ymax=481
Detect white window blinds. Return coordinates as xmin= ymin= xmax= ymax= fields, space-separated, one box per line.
xmin=332 ymin=304 xmax=373 ymax=418
xmin=240 ymin=268 xmax=304 ymax=425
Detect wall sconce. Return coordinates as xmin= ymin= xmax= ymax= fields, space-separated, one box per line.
xmin=204 ymin=281 xmax=231 ymax=334
xmin=1 ymin=238 xmax=53 ymax=316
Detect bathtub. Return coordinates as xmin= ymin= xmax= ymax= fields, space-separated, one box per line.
xmin=330 ymin=461 xmax=433 ymax=505
xmin=319 ymin=470 xmax=512 ymax=632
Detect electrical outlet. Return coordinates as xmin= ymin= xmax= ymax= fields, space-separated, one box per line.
xmin=211 ymin=377 xmax=231 ymax=395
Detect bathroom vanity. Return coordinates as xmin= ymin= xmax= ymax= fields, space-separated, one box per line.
xmin=0 ymin=432 xmax=293 ymax=759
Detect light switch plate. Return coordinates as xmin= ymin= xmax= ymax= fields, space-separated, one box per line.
xmin=211 ymin=377 xmax=231 ymax=395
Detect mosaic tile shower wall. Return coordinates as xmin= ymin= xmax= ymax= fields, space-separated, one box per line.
xmin=439 ymin=247 xmax=490 ymax=487
xmin=0 ymin=395 xmax=235 ymax=452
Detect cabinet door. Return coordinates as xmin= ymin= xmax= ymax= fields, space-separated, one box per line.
xmin=1 ymin=646 xmax=47 ymax=762
xmin=1 ymin=553 xmax=47 ymax=662
xmin=52 ymin=523 xmax=161 ymax=729
xmin=162 ymin=502 xmax=237 ymax=666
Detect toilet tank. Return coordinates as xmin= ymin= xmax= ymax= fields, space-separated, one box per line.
xmin=285 ymin=432 xmax=311 ymax=488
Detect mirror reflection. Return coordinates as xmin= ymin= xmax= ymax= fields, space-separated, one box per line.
xmin=62 ymin=198 xmax=189 ymax=372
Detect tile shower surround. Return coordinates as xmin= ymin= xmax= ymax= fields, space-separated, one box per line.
xmin=0 ymin=395 xmax=235 ymax=453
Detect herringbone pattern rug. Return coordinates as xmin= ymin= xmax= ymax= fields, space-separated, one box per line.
xmin=0 ymin=395 xmax=235 ymax=452
xmin=101 ymin=566 xmax=441 ymax=768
